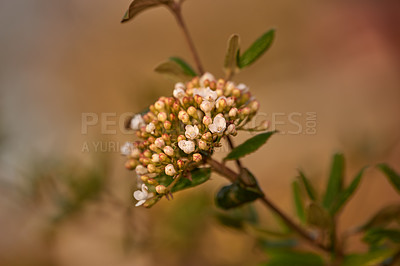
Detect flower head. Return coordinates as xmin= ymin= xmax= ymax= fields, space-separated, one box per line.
xmin=130 ymin=114 xmax=145 ymax=130
xmin=165 ymin=164 xmax=177 ymax=176
xmin=209 ymin=115 xmax=227 ymax=134
xmin=178 ymin=140 xmax=195 ymax=154
xmin=133 ymin=184 xmax=152 ymax=206
xmin=185 ymin=125 xmax=199 ymax=140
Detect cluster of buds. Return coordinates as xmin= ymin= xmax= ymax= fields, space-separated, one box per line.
xmin=121 ymin=72 xmax=262 ymax=206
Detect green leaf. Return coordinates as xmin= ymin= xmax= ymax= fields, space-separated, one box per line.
xmin=378 ymin=163 xmax=400 ymax=194
xmin=260 ymin=250 xmax=324 ymax=266
xmin=224 ymin=34 xmax=240 ymax=78
xmin=363 ymin=228 xmax=400 ymax=245
xmin=292 ymin=180 xmax=306 ymax=223
xmin=121 ymin=0 xmax=171 ymax=23
xmin=215 ymin=182 xmax=263 ymax=210
xmin=343 ymin=249 xmax=398 ymax=266
xmin=154 ymin=59 xmax=196 ymax=82
xmin=169 ymin=57 xmax=197 ymax=77
xmin=306 ymin=203 xmax=331 ymax=230
xmin=258 ymin=238 xmax=298 ymax=251
xmin=238 ymin=29 xmax=275 ymax=68
xmin=157 ymin=168 xmax=211 ymax=193
xmin=298 ymin=170 xmax=317 ymax=201
xmin=322 ymin=153 xmax=345 ymax=210
xmin=224 ymin=131 xmax=277 ymax=161
xmin=330 ymin=167 xmax=365 ymax=215
xmin=214 ymin=204 xmax=258 ymax=230
xmin=361 ymin=204 xmax=400 ymax=230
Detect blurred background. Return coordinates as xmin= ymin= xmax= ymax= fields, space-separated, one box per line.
xmin=1 ymin=0 xmax=400 ymax=265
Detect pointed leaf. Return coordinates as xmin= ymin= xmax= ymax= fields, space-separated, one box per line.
xmin=224 ymin=34 xmax=240 ymax=78
xmin=215 ymin=182 xmax=263 ymax=210
xmin=157 ymin=168 xmax=211 ymax=193
xmin=343 ymin=249 xmax=398 ymax=266
xmin=322 ymin=153 xmax=345 ymax=210
xmin=238 ymin=29 xmax=275 ymax=68
xmin=169 ymin=57 xmax=197 ymax=77
xmin=363 ymin=228 xmax=400 ymax=246
xmin=306 ymin=203 xmax=331 ymax=230
xmin=154 ymin=60 xmax=195 ymax=82
xmin=260 ymin=250 xmax=324 ymax=266
xmin=121 ymin=0 xmax=171 ymax=23
xmin=292 ymin=180 xmax=306 ymax=223
xmin=224 ymin=131 xmax=277 ymax=161
xmin=378 ymin=163 xmax=400 ymax=194
xmin=298 ymin=170 xmax=317 ymax=201
xmin=361 ymin=204 xmax=400 ymax=230
xmin=330 ymin=167 xmax=365 ymax=215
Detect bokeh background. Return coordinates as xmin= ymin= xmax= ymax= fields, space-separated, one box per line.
xmin=1 ymin=0 xmax=400 ymax=265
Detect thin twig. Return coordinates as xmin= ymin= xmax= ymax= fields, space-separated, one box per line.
xmin=225 ymin=135 xmax=243 ymax=172
xmin=168 ymin=2 xmax=204 ymax=75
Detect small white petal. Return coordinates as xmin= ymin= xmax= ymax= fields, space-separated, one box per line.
xmin=135 ymin=200 xmax=146 ymax=207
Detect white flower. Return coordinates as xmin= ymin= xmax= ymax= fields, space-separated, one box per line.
xmin=209 ymin=115 xmax=227 ymax=134
xmin=185 ymin=125 xmax=199 ymax=140
xmin=135 ymin=165 xmax=148 ymax=176
xmin=200 ymin=72 xmax=215 ymax=86
xmin=120 ymin=142 xmax=134 ymax=156
xmin=200 ymin=100 xmax=214 ymax=114
xmin=152 ymin=154 xmax=160 ymax=163
xmin=173 ymin=82 xmax=186 ymax=99
xmin=133 ymin=184 xmax=152 ymax=207
xmin=193 ymin=87 xmax=218 ymax=102
xmin=146 ymin=122 xmax=156 ymax=134
xmin=130 ymin=114 xmax=145 ymax=130
xmin=237 ymin=83 xmax=249 ymax=93
xmin=178 ymin=140 xmax=196 ymax=154
xmin=155 ymin=137 xmax=165 ymax=148
xmin=165 ymin=164 xmax=177 ymax=176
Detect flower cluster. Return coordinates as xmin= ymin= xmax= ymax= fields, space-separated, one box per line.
xmin=121 ymin=72 xmax=262 ymax=206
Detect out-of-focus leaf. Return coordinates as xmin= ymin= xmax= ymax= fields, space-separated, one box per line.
xmin=363 ymin=228 xmax=400 ymax=245
xmin=154 ymin=60 xmax=196 ymax=82
xmin=258 ymin=238 xmax=298 ymax=251
xmin=169 ymin=57 xmax=197 ymax=77
xmin=306 ymin=203 xmax=331 ymax=230
xmin=298 ymin=170 xmax=317 ymax=201
xmin=157 ymin=168 xmax=211 ymax=193
xmin=238 ymin=29 xmax=275 ymax=68
xmin=121 ymin=0 xmax=171 ymax=23
xmin=330 ymin=167 xmax=365 ymax=215
xmin=215 ymin=182 xmax=263 ymax=210
xmin=214 ymin=204 xmax=258 ymax=230
xmin=343 ymin=249 xmax=398 ymax=266
xmin=378 ymin=163 xmax=400 ymax=194
xmin=292 ymin=180 xmax=306 ymax=223
xmin=322 ymin=153 xmax=345 ymax=210
xmin=224 ymin=34 xmax=240 ymax=78
xmin=361 ymin=205 xmax=400 ymax=230
xmin=224 ymin=131 xmax=277 ymax=161
xmin=259 ymin=250 xmax=324 ymax=266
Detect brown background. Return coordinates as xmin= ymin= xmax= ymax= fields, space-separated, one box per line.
xmin=0 ymin=0 xmax=399 ymax=265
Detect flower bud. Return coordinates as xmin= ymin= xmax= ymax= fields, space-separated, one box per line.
xmin=198 ymin=140 xmax=208 ymax=150
xmin=163 ymin=120 xmax=172 ymax=130
xmin=155 ymin=137 xmax=165 ymax=148
xmin=182 ymin=96 xmax=192 ymax=107
xmin=152 ymin=154 xmax=160 ymax=163
xmin=210 ymin=81 xmax=217 ymax=90
xmin=157 ymin=112 xmax=167 ymax=122
xmin=216 ymin=88 xmax=224 ymax=97
xmin=156 ymin=185 xmax=167 ymax=194
xmin=203 ymin=116 xmax=212 ymax=126
xmin=192 ymin=153 xmax=202 ymax=163
xmin=226 ymin=124 xmax=236 ymax=135
xmin=194 ymin=94 xmax=203 ymax=105
xmin=165 ymin=164 xmax=177 ymax=176
xmin=147 ymin=164 xmax=156 ymax=173
xmin=225 ymin=81 xmax=235 ymax=94
xmin=147 ymin=136 xmax=155 ymax=143
xmin=136 ymin=131 xmax=142 ymax=138
xmin=242 ymin=107 xmax=251 ymax=116
xmin=139 ymin=157 xmax=151 ymax=165
xmin=163 ymin=146 xmax=174 ymax=157
xmin=141 ymin=175 xmax=149 ymax=182
xmin=178 ymin=111 xmax=190 ymax=123
xmin=202 ymin=132 xmax=212 ymax=141
xmin=226 ymin=97 xmax=235 ymax=106
xmin=249 ymin=100 xmax=259 ymax=112
xmin=187 ymin=106 xmax=197 ymax=117
xmin=229 ymin=107 xmax=238 ymax=117
xmin=166 ymin=97 xmax=175 ymax=107
xmin=149 ymin=144 xmax=159 ymax=152
xmin=177 ymin=159 xmax=185 ymax=169
xmin=154 ymin=100 xmax=165 ymax=111
xmin=177 ymin=135 xmax=186 ymax=142
xmin=149 ymin=105 xmax=156 ymax=113
xmin=143 ymin=149 xmax=152 ymax=158
xmin=125 ymin=159 xmax=138 ymax=170
xmin=232 ymin=88 xmax=241 ymax=98
xmin=216 ymin=98 xmax=227 ymax=112
xmin=159 ymin=153 xmax=168 ymax=162
xmin=172 ymin=101 xmax=180 ymax=113
xmin=200 ymin=100 xmax=214 ymax=114
xmin=169 ymin=113 xmax=176 ymax=121
xmin=146 ymin=123 xmax=156 ymax=134
xmin=162 ymin=133 xmax=170 ymax=142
